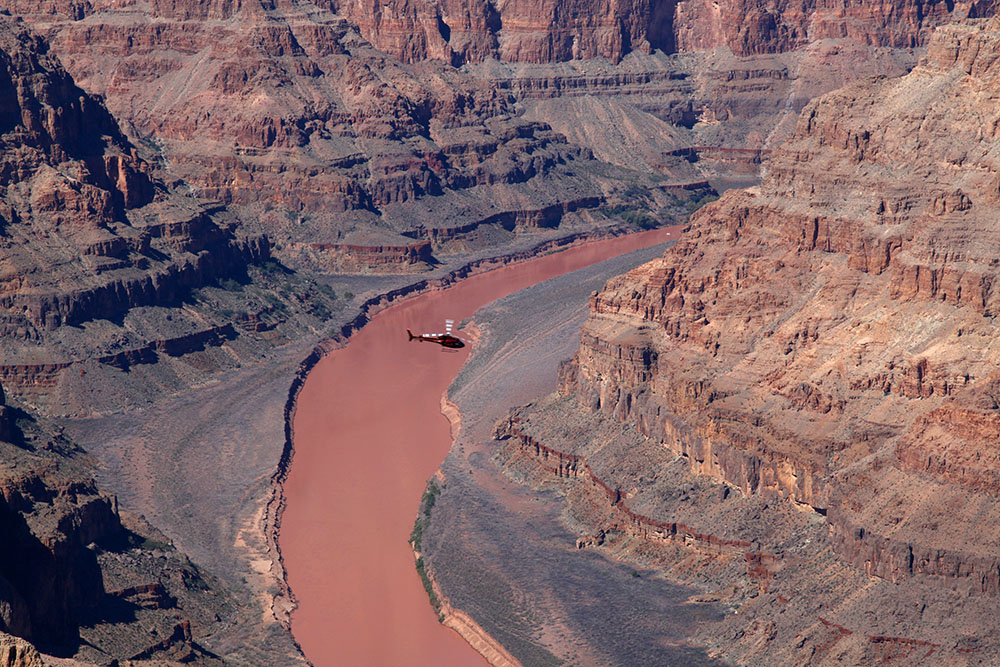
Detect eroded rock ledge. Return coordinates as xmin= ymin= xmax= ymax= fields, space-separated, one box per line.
xmin=565 ymin=14 xmax=1000 ymax=596
xmin=496 ymin=394 xmax=996 ymax=664
xmin=335 ymin=0 xmax=981 ymax=65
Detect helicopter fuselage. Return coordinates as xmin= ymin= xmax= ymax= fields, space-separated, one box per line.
xmin=407 ymin=329 xmax=465 ymax=348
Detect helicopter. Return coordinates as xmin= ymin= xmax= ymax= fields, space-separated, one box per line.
xmin=407 ymin=319 xmax=466 ymax=349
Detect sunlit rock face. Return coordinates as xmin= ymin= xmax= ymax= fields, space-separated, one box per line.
xmin=332 ymin=0 xmax=981 ymax=64
xmin=568 ymin=16 xmax=1000 ymax=596
xmin=4 ymin=0 xmax=984 ymax=271
xmin=0 ymin=15 xmax=263 ymax=343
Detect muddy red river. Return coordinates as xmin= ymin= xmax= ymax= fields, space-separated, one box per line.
xmin=281 ymin=228 xmax=679 ymax=666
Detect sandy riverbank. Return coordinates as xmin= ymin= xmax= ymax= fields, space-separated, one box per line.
xmin=430 ymin=393 xmax=523 ymax=666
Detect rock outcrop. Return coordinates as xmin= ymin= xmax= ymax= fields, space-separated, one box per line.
xmin=3 ymin=0 xmax=948 ymax=276
xmin=0 ymin=446 xmax=120 ymax=651
xmin=0 ymin=381 xmax=233 ymax=663
xmin=0 ymin=16 xmax=343 ymax=420
xmin=5 ymin=0 xmax=1000 ymax=664
xmin=536 ymin=15 xmax=1000 ymax=663
xmin=0 ymin=15 xmax=265 ymax=337
xmin=470 ymin=29 xmax=927 ymax=189
xmin=0 ymin=633 xmax=44 ymax=667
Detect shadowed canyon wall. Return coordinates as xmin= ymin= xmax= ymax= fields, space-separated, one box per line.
xmin=0 ymin=380 xmax=239 ymax=664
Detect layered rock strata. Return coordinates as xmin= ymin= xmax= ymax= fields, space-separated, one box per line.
xmin=4 ymin=0 xmax=944 ymax=274
xmin=497 ymin=394 xmax=999 ymax=664
xmin=0 ymin=15 xmax=280 ymax=403
xmin=524 ymin=15 xmax=1000 ymax=663
xmin=332 ymin=0 xmax=986 ymax=64
xmin=473 ymin=37 xmax=924 ymax=188
xmin=0 ymin=17 xmax=261 ymax=330
xmin=2 ymin=0 xmax=679 ymax=271
xmin=0 ymin=16 xmax=353 ymax=423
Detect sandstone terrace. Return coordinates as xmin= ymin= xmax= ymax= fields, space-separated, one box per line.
xmin=5 ymin=0 xmax=972 ymax=273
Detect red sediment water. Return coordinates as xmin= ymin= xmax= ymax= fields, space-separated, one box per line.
xmin=281 ymin=227 xmax=680 ymax=666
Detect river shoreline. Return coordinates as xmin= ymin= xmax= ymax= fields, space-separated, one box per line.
xmin=417 ymin=548 xmax=522 ymax=667
xmin=416 ymin=237 xmax=726 ymax=665
xmin=430 ymin=392 xmax=522 ymax=667
xmin=270 ymin=225 xmax=681 ymax=664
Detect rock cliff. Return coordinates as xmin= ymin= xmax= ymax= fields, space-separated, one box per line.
xmin=0 ymin=15 xmax=351 ymax=422
xmin=331 ymin=0 xmax=985 ymax=64
xmin=0 ymin=382 xmax=235 ymax=663
xmin=4 ymin=0 xmax=950 ymax=276
xmin=0 ymin=633 xmax=44 ymax=667
xmin=468 ymin=25 xmax=924 ymax=189
xmin=0 ymin=16 xmax=258 ymax=325
xmin=0 ymin=16 xmax=263 ymax=331
xmin=4 ymin=0 xmax=999 ymax=663
xmin=525 ymin=16 xmax=1000 ymax=663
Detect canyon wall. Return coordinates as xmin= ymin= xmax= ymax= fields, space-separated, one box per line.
xmin=0 ymin=14 xmax=259 ymax=327
xmin=0 ymin=21 xmax=323 ymax=661
xmin=331 ymin=0 xmax=985 ymax=64
xmin=0 ymin=15 xmax=292 ymax=414
xmin=535 ymin=15 xmax=1000 ymax=662
xmin=3 ymin=0 xmax=674 ymax=270
xmin=0 ymin=382 xmax=238 ymax=663
xmin=3 ymin=0 xmax=999 ymax=663
xmin=3 ymin=0 xmax=964 ymax=276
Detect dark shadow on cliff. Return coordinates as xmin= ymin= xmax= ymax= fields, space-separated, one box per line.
xmin=78 ymin=595 xmax=140 ymax=627
xmin=0 ymin=500 xmax=103 ymax=656
xmin=5 ymin=406 xmax=30 ymax=450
